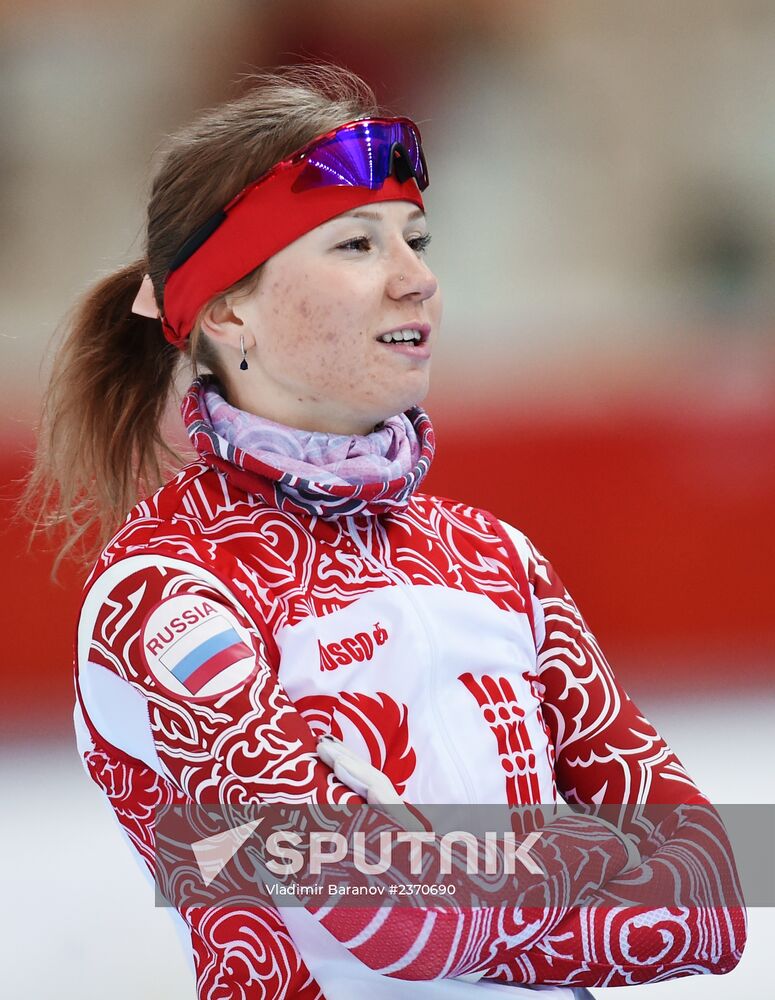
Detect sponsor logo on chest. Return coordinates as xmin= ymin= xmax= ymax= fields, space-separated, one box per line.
xmin=318 ymin=621 xmax=388 ymax=672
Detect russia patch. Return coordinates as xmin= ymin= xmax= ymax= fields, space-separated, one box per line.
xmin=141 ymin=595 xmax=257 ymax=699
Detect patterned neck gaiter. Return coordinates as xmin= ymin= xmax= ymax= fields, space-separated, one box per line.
xmin=182 ymin=377 xmax=435 ymax=519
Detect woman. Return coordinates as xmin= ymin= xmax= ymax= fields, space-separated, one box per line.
xmin=28 ymin=65 xmax=745 ymax=998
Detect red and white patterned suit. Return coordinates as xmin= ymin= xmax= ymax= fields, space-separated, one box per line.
xmin=74 ymin=379 xmax=746 ymax=998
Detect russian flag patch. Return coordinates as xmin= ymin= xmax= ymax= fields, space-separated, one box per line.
xmin=142 ymin=595 xmax=257 ymax=699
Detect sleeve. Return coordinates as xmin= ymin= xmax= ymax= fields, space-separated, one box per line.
xmin=76 ymin=540 xmax=639 ymax=982
xmin=470 ymin=522 xmax=747 ymax=987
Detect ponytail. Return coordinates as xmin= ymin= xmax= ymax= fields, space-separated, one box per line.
xmin=23 ymin=261 xmax=181 ymax=568
xmin=22 ymin=63 xmax=380 ymax=570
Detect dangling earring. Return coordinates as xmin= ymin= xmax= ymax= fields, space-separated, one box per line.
xmin=239 ymin=334 xmax=248 ymax=371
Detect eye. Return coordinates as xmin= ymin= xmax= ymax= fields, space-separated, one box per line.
xmin=408 ymin=232 xmax=432 ymax=255
xmin=336 ymin=235 xmax=372 ymax=252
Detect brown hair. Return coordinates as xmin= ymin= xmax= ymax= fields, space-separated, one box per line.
xmin=23 ymin=64 xmax=379 ymax=569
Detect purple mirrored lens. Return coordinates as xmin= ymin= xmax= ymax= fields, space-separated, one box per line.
xmin=292 ymin=121 xmax=428 ymax=193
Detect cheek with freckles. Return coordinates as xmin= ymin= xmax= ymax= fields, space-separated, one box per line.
xmin=265 ymin=292 xmax=364 ymax=398
xmin=255 ymin=262 xmax=405 ymax=412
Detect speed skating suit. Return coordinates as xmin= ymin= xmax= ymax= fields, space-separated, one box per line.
xmin=74 ymin=378 xmax=746 ymax=998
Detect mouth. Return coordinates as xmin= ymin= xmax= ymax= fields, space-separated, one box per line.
xmin=375 ymin=323 xmax=432 ymax=359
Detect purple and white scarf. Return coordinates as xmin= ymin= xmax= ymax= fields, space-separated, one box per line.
xmin=202 ymin=384 xmax=421 ymax=487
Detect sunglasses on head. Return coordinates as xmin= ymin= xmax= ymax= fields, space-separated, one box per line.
xmin=285 ymin=116 xmax=429 ymax=194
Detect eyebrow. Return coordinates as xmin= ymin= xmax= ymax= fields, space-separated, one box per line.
xmin=340 ymin=208 xmax=426 ymax=222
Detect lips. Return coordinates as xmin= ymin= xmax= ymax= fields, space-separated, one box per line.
xmin=375 ymin=323 xmax=431 ymax=345
xmin=377 ymin=335 xmax=432 ymax=360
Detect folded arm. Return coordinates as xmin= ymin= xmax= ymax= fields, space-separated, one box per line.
xmin=78 ymin=534 xmax=639 ymax=981
xmin=467 ymin=525 xmax=748 ymax=986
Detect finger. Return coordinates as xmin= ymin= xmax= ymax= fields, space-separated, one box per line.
xmin=333 ymin=758 xmax=370 ymax=798
xmin=317 ymin=739 xmax=363 ymax=774
xmin=316 ymin=740 xmax=340 ymax=768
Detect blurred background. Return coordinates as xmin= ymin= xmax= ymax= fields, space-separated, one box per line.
xmin=1 ymin=1 xmax=773 ymax=997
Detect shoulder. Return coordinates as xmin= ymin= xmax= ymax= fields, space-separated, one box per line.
xmin=127 ymin=459 xmax=265 ymax=527
xmin=408 ymin=490 xmax=504 ymax=532
xmin=80 ymin=461 xmax=265 ymax=628
xmin=404 ymin=493 xmax=560 ymax=599
xmin=89 ymin=460 xmax=270 ymax=573
xmin=405 ymin=494 xmax=541 ymax=643
xmin=409 ymin=491 xmax=536 ymax=563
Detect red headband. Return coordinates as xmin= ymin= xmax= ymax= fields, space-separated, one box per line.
xmin=151 ymin=165 xmax=424 ymax=347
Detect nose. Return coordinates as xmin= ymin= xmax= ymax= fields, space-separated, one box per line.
xmin=387 ymin=246 xmax=438 ymax=302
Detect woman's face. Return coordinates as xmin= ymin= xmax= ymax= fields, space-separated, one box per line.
xmin=217 ymin=199 xmax=442 ymax=435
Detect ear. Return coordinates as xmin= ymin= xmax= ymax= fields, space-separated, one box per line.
xmin=199 ymin=297 xmax=245 ymax=345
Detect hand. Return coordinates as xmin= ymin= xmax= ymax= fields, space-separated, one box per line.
xmin=316 ymin=734 xmax=403 ymax=805
xmin=316 ymin=734 xmax=428 ymax=834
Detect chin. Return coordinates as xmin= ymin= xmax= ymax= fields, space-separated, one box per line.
xmin=378 ymin=393 xmax=428 ymax=424
xmin=364 ymin=376 xmax=431 ymax=428
xmin=402 ymin=374 xmax=432 ymax=411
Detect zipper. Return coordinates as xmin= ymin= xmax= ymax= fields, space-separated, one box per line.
xmin=345 ymin=516 xmax=479 ymax=802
